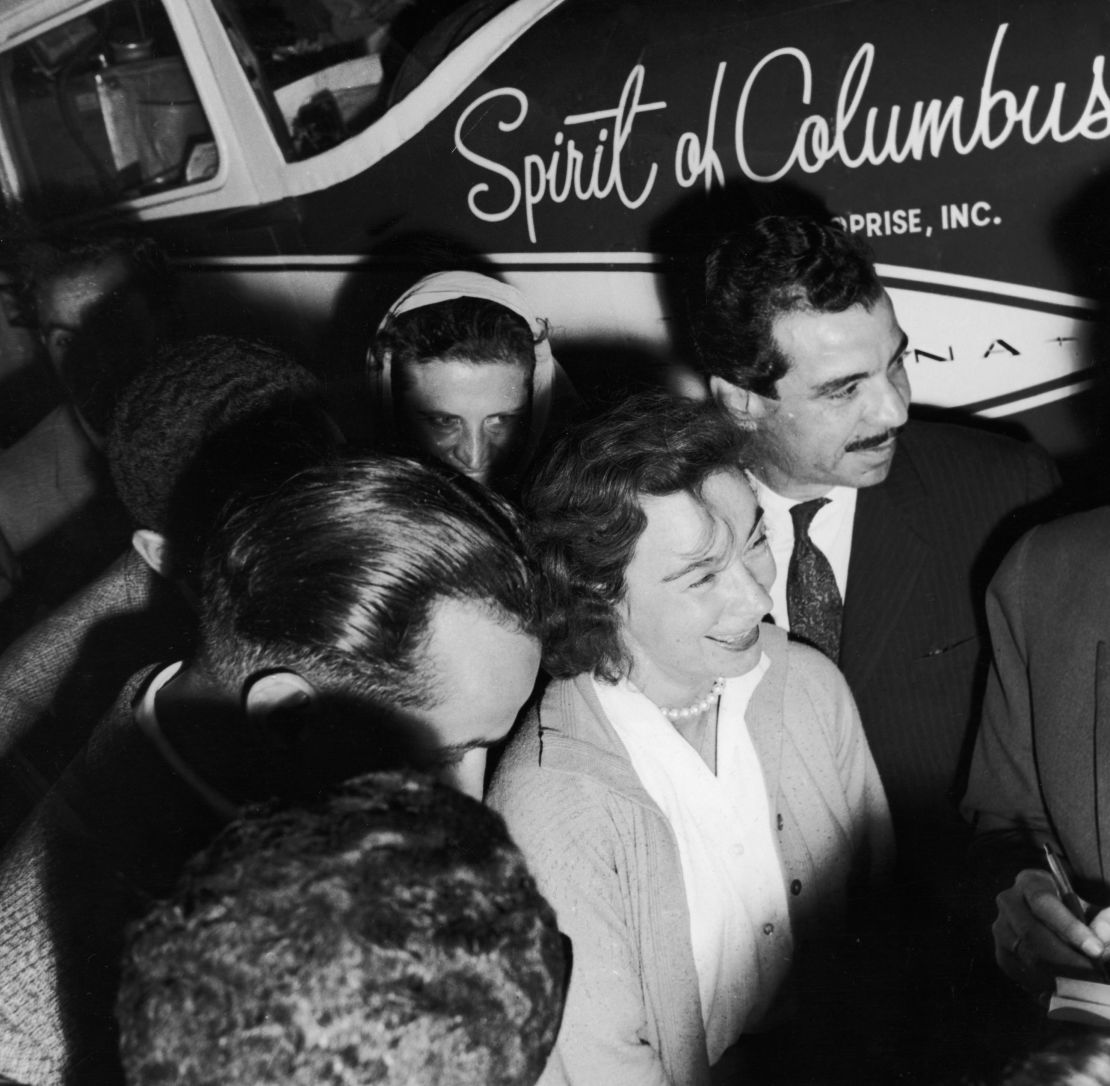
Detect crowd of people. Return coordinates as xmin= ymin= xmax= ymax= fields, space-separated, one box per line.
xmin=0 ymin=212 xmax=1103 ymax=1085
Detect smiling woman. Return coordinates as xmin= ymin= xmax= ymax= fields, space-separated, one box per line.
xmin=487 ymin=391 xmax=894 ymax=1086
xmin=367 ymin=269 xmax=579 ymax=494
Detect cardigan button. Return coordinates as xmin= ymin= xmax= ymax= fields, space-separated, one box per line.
xmin=790 ymin=879 xmax=802 ymax=896
xmin=762 ymin=922 xmax=775 ymax=935
xmin=776 ymin=814 xmax=784 ymax=831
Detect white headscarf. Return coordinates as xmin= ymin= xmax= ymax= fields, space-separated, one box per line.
xmin=367 ymin=270 xmax=566 ymax=471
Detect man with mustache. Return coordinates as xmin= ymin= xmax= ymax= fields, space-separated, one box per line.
xmin=697 ymin=214 xmax=1060 ymax=1080
xmin=699 ymin=213 xmax=1058 ymax=857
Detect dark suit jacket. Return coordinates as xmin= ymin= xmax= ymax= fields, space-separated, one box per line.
xmin=841 ymin=419 xmax=1059 ymax=846
xmin=962 ymin=508 xmax=1110 ymax=899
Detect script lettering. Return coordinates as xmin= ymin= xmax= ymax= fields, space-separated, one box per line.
xmin=734 ymin=23 xmax=1110 ymax=179
xmin=455 ymin=88 xmax=528 ymax=225
xmin=456 ymin=22 xmax=1110 ymax=239
xmin=454 ymin=67 xmax=664 ymax=243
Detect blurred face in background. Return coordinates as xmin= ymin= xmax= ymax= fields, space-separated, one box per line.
xmin=36 ymin=254 xmax=159 ymax=443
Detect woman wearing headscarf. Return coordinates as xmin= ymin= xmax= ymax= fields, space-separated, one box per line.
xmin=368 ymin=270 xmax=578 ymax=493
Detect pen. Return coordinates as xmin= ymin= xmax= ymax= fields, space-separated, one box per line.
xmin=1044 ymin=842 xmax=1087 ymax=921
xmin=1044 ymin=842 xmax=1110 ymax=981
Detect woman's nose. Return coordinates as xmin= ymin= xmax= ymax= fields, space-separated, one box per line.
xmin=725 ymin=562 xmax=773 ymax=615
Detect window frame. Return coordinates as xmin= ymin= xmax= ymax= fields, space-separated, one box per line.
xmin=0 ymin=0 xmax=564 ymax=223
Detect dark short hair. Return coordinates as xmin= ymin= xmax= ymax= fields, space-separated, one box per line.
xmin=21 ymin=229 xmax=175 ymax=316
xmin=167 ymin=401 xmax=343 ymax=582
xmin=107 ymin=335 xmax=325 ymax=534
xmin=199 ymin=455 xmax=538 ymax=712
xmin=696 ymin=215 xmax=884 ymax=396
xmin=117 ymin=771 xmax=566 ymax=1086
xmin=375 ymin=297 xmax=539 ymax=399
xmin=524 ymin=391 xmax=750 ymax=680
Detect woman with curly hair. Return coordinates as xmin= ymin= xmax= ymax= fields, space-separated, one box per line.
xmin=488 ymin=391 xmax=893 ymax=1086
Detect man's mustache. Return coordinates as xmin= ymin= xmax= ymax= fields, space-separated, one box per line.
xmin=846 ymin=427 xmax=902 ymax=453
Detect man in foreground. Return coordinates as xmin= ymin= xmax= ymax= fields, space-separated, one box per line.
xmin=0 ymin=456 xmax=541 ymax=1085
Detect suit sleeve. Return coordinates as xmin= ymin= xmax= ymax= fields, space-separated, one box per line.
xmin=794 ymin=646 xmax=895 ymax=889
xmin=1025 ymin=440 xmax=1062 ymax=504
xmin=961 ymin=528 xmax=1053 ymax=886
xmin=833 ymin=671 xmax=896 ymax=885
xmin=489 ymin=762 xmax=679 ymax=1086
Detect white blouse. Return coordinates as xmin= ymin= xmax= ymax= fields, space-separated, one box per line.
xmin=593 ymin=654 xmax=794 ymax=1063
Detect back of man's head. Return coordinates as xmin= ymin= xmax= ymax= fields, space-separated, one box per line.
xmin=697 ymin=214 xmax=884 ymax=395
xmin=107 ymin=335 xmax=330 ymax=576
xmin=197 ymin=455 xmax=538 ymax=719
xmin=117 ymin=771 xmax=566 ymax=1086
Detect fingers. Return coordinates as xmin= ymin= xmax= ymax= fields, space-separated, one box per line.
xmin=993 ymin=869 xmax=1105 ymax=990
xmin=1025 ymin=881 xmax=1104 ymax=958
xmin=1089 ymin=905 xmax=1110 ymax=947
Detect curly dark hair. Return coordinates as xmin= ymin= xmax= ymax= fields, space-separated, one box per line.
xmin=524 ymin=391 xmax=750 ymax=681
xmin=117 ymin=771 xmax=566 ymax=1086
xmin=107 ymin=335 xmax=324 ymax=534
xmin=696 ymin=215 xmax=884 ymax=396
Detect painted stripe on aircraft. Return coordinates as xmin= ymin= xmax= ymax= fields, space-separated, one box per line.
xmin=961 ymin=368 xmax=1095 ymax=414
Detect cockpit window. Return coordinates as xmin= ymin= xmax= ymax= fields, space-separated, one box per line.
xmin=0 ymin=0 xmax=219 ymax=217
xmin=215 ymin=0 xmax=515 ymax=162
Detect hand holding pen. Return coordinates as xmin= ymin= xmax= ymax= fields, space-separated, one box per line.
xmin=992 ymin=843 xmax=1110 ymax=992
xmin=1043 ymin=842 xmax=1110 ymax=982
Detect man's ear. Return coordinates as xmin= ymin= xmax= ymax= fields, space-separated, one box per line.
xmin=131 ymin=529 xmax=172 ymax=577
xmin=709 ymin=375 xmax=768 ymax=425
xmin=243 ymin=671 xmax=318 ymax=740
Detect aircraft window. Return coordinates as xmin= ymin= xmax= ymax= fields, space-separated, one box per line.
xmin=215 ymin=0 xmax=514 ymax=162
xmin=0 ymin=0 xmax=219 ymax=217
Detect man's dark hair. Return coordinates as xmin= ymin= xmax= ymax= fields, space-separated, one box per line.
xmin=117 ymin=771 xmax=566 ymax=1086
xmin=199 ymin=455 xmax=538 ymax=712
xmin=21 ymin=230 xmax=174 ymax=317
xmin=696 ymin=215 xmax=884 ymax=396
xmin=375 ymin=297 xmax=539 ymax=399
xmin=107 ymin=335 xmax=325 ymax=535
xmin=524 ymin=391 xmax=750 ymax=681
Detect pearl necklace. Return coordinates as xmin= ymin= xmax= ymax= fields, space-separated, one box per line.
xmin=658 ymin=677 xmax=725 ymax=721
